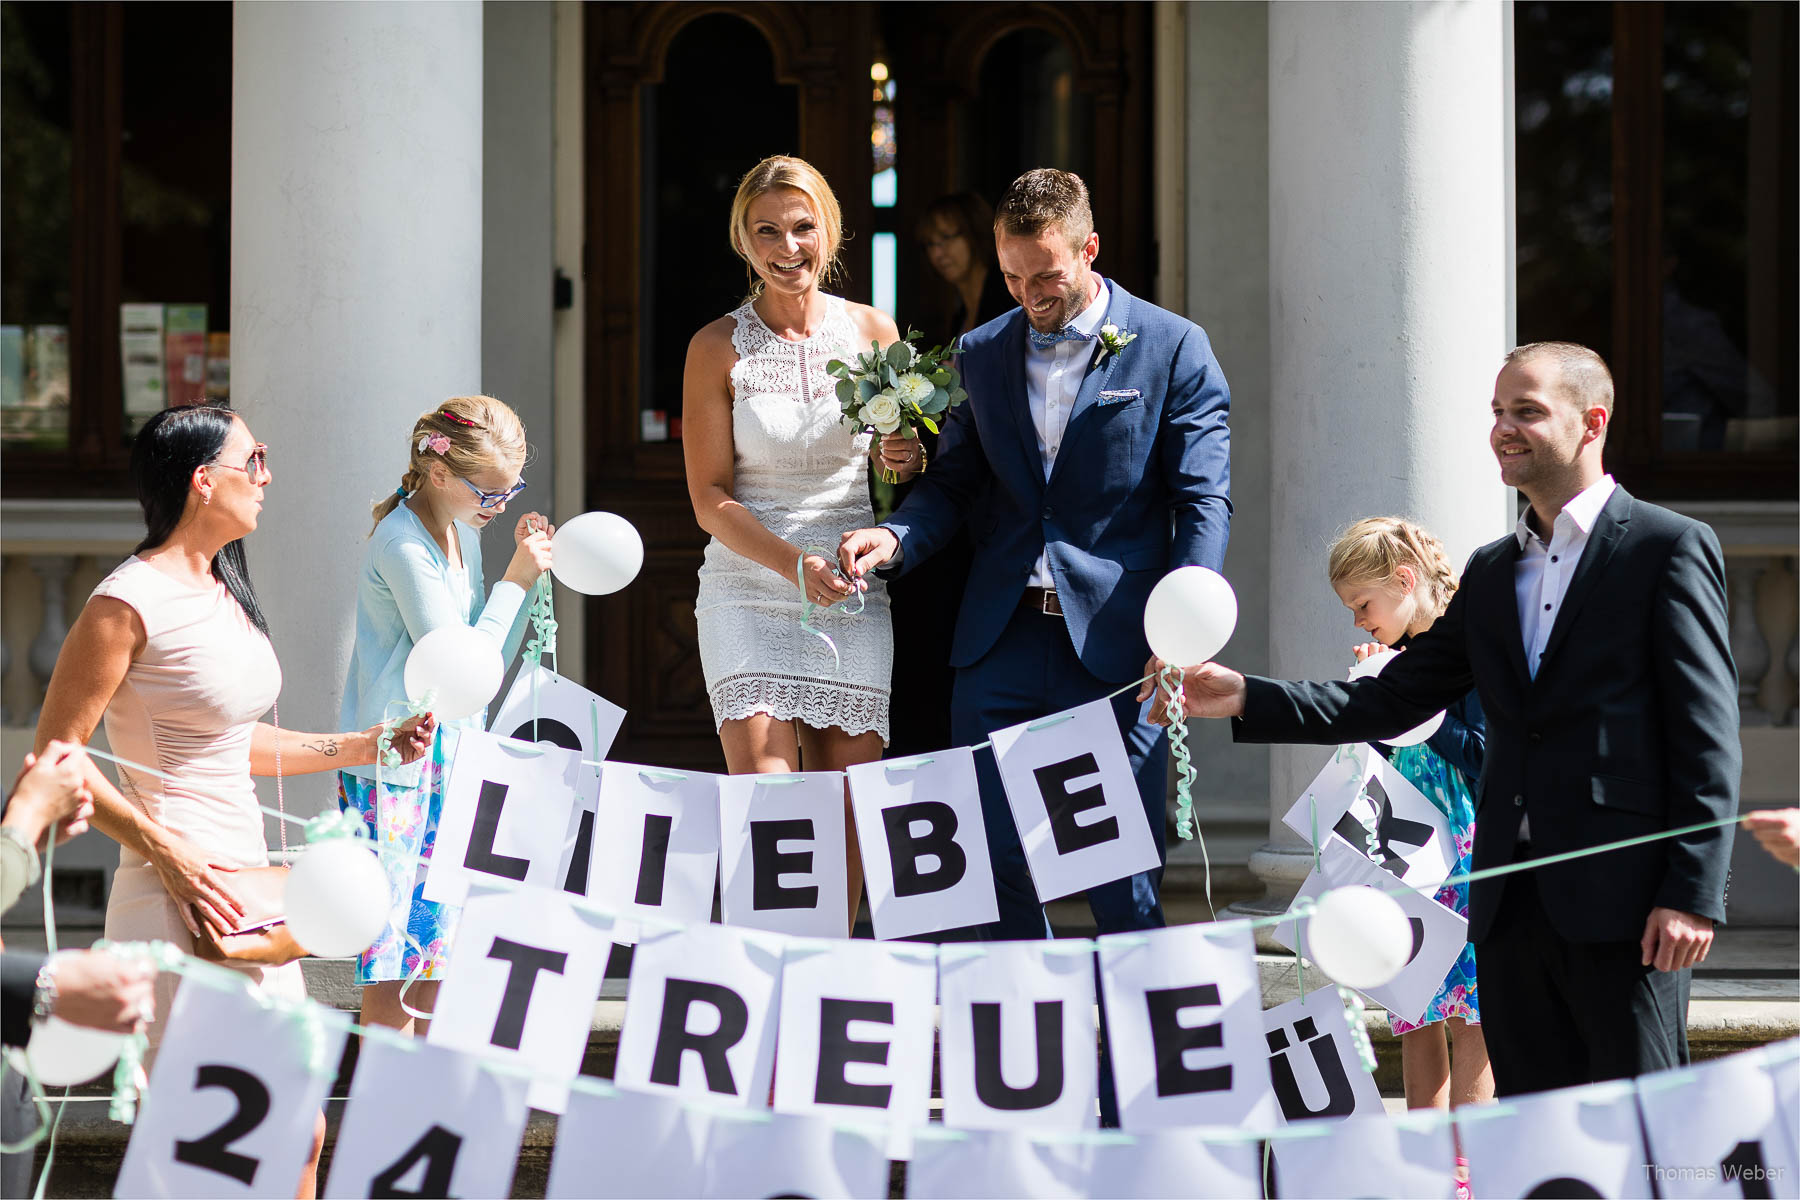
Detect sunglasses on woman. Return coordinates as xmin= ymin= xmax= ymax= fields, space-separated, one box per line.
xmin=210 ymin=443 xmax=269 ymax=479
xmin=457 ymin=475 xmax=526 ymax=509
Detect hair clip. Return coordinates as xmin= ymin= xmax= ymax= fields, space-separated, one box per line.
xmin=417 ymin=432 xmax=451 ymax=455
xmin=437 ymin=409 xmax=480 ymax=428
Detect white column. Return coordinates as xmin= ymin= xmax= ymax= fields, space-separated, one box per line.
xmin=1235 ymin=1 xmax=1513 ymax=935
xmin=233 ymin=1 xmax=483 ymax=820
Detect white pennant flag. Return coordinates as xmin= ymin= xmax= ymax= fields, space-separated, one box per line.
xmin=324 ymin=1036 xmax=529 ymax=1199
xmin=1262 ymin=985 xmax=1387 ymax=1123
xmin=1637 ymin=1047 xmax=1800 ymax=1198
xmin=1272 ymin=1110 xmax=1459 ymax=1198
xmin=907 ymin=1127 xmax=1263 ymax=1199
xmin=1280 ymin=744 xmax=1454 ymax=891
xmin=719 ymin=772 xmax=850 ymax=937
xmin=1458 ymin=1079 xmax=1648 ymax=1199
xmin=546 ymin=1082 xmax=710 ymax=1199
xmin=614 ymin=922 xmax=784 ymax=1106
xmin=592 ymin=763 xmax=721 ymax=944
xmin=846 ymin=747 xmax=998 ymax=939
xmin=937 ymin=941 xmax=1098 ymax=1131
xmin=1096 ymin=920 xmax=1278 ymax=1132
xmin=117 ymin=981 xmax=349 ymax=1199
xmin=702 ymin=1109 xmax=890 ymax=1200
xmin=988 ymin=698 xmax=1161 ymax=902
xmin=1271 ymin=838 xmax=1469 ymax=1026
xmin=1764 ymin=1039 xmax=1800 ymax=1168
xmin=773 ymin=939 xmax=938 ymax=1158
xmin=427 ymin=885 xmax=614 ymax=1113
xmin=424 ymin=729 xmax=584 ymax=906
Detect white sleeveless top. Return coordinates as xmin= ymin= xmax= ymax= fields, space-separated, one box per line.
xmin=693 ymin=294 xmax=893 ymax=741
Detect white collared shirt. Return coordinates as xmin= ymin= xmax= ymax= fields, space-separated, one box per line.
xmin=1026 ymin=279 xmax=1110 ymax=588
xmin=1513 ymin=474 xmax=1617 ymax=679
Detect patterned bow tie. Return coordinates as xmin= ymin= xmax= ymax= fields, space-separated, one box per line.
xmin=1027 ymin=325 xmax=1094 ymax=351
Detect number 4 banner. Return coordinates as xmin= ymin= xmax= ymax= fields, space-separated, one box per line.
xmin=117 ymin=977 xmax=349 ymax=1199
xmin=323 ymin=1034 xmax=530 ymax=1199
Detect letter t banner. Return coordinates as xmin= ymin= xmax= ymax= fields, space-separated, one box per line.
xmin=1096 ymin=921 xmax=1279 ymax=1131
xmin=987 ymin=699 xmax=1160 ymax=902
xmin=427 ymin=886 xmax=615 ymax=1114
xmin=846 ymin=747 xmax=998 ymax=939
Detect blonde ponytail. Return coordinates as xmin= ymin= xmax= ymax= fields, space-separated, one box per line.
xmin=367 ymin=395 xmax=529 ymax=536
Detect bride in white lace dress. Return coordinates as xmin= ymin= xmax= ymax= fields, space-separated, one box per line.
xmin=683 ymin=156 xmax=922 ymax=926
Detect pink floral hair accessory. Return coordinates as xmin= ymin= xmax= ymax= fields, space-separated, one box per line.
xmin=417 ymin=433 xmax=452 ymax=455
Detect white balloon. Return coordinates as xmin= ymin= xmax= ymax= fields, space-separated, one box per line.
xmin=552 ymin=511 xmax=644 ymax=596
xmin=1346 ymin=648 xmax=1445 ymax=747
xmin=24 ymin=1016 xmax=127 ymax=1086
xmin=1143 ymin=566 xmax=1238 ymax=667
xmin=403 ymin=624 xmax=503 ymax=721
xmin=283 ymin=839 xmax=391 ymax=958
xmin=1306 ymin=884 xmax=1413 ymax=989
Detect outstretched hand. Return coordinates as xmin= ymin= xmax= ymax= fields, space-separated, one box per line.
xmin=1144 ymin=662 xmax=1249 ymax=726
xmin=379 ymin=712 xmax=439 ymax=766
xmin=838 ymin=527 xmax=900 ymax=582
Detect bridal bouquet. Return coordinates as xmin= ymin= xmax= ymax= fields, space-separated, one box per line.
xmin=827 ymin=331 xmax=968 ymax=482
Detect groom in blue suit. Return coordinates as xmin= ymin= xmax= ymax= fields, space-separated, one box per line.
xmin=840 ymin=169 xmax=1232 ymax=942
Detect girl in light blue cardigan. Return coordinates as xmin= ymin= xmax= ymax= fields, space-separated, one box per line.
xmin=338 ymin=395 xmax=553 ymax=1033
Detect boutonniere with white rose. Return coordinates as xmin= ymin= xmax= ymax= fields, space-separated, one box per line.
xmin=1097 ymin=323 xmax=1138 ymax=361
xmin=826 ymin=330 xmax=968 ymax=482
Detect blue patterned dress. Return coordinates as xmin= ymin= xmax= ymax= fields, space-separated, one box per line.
xmin=1381 ymin=686 xmax=1483 ymax=1034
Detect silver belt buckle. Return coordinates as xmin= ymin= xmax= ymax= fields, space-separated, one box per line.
xmin=1039 ymin=588 xmax=1058 ymax=614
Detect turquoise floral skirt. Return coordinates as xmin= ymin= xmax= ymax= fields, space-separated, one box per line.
xmin=335 ymin=731 xmax=459 ymax=986
xmin=1386 ymin=742 xmax=1479 ymax=1034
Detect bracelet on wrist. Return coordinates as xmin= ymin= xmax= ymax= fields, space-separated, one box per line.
xmin=31 ymin=955 xmax=60 ymax=1023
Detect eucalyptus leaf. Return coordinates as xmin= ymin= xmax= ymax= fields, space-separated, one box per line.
xmin=836 ymin=378 xmax=856 ymax=405
xmin=857 ymin=379 xmax=876 ymax=402
xmin=931 ymin=369 xmax=952 ymax=387
xmin=885 ymin=341 xmax=913 ymax=371
xmin=950 ymin=387 xmax=968 ymax=405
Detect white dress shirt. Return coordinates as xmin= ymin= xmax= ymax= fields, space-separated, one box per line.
xmin=1512 ymin=473 xmax=1616 ymax=841
xmin=1026 ymin=279 xmax=1111 ymax=588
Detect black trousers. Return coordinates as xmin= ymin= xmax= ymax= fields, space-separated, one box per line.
xmin=1 ymin=1063 xmax=37 ymax=1199
xmin=1478 ymin=863 xmax=1690 ymax=1096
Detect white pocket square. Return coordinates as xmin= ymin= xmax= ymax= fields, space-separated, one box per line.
xmin=1097 ymin=388 xmax=1141 ymax=405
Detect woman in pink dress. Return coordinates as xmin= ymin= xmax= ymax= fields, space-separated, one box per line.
xmin=35 ymin=404 xmax=431 ymax=1199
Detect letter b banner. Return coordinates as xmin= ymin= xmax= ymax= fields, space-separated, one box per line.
xmin=846 ymin=747 xmax=998 ymax=939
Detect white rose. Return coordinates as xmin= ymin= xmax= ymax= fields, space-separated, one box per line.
xmin=858 ymin=392 xmax=903 ymax=434
xmin=1100 ymin=323 xmax=1119 ymax=339
xmin=894 ymin=372 xmax=934 ymax=406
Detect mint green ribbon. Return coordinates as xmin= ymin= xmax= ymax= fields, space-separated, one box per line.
xmin=304 ymin=808 xmax=370 ymax=844
xmin=795 ymin=546 xmax=866 ymax=676
xmin=523 ymin=574 xmax=558 ymax=667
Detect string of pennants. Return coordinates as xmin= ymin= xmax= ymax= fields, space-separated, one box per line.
xmin=58 ymin=664 xmax=1800 ymax=1197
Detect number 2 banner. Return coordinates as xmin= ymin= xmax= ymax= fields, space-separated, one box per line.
xmin=117 ymin=978 xmax=349 ymax=1199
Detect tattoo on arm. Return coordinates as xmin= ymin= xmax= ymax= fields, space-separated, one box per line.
xmin=300 ymin=738 xmax=340 ymax=757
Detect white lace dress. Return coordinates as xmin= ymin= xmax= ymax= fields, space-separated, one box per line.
xmin=695 ymin=294 xmax=893 ymax=742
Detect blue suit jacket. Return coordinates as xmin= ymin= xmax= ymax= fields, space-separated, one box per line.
xmin=883 ymin=281 xmax=1232 ymax=682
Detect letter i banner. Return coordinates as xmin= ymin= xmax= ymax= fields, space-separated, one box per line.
xmin=907 ymin=1127 xmax=1264 ymax=1199
xmin=718 ymin=771 xmax=849 ymax=937
xmin=1095 ymin=920 xmax=1279 ymax=1132
xmin=488 ymin=663 xmax=628 ymax=898
xmin=426 ymin=885 xmax=614 ymax=1113
xmin=772 ymin=938 xmax=938 ymax=1160
xmin=1270 ymin=1111 xmax=1459 ymax=1198
xmin=988 ymin=698 xmax=1161 ymax=902
xmin=936 ymin=940 xmax=1099 ymax=1131
xmin=846 ymin=746 xmax=997 ymax=939
xmin=1636 ymin=1044 xmax=1800 ymax=1199
xmin=1456 ymin=1079 xmax=1647 ymax=1198
xmin=1261 ymin=986 xmax=1385 ymax=1124
xmin=424 ymin=729 xmax=584 ymax=906
xmin=612 ymin=922 xmax=785 ymax=1106
xmin=591 ymin=764 xmax=722 ymax=944
xmin=323 ymin=1036 xmax=529 ymax=1199
xmin=116 ymin=976 xmax=349 ymax=1199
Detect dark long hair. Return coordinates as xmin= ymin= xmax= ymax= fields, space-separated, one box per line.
xmin=130 ymin=404 xmax=270 ymax=637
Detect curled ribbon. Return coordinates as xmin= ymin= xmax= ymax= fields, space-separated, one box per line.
xmin=1338 ymin=985 xmax=1379 ymax=1074
xmin=304 ymin=808 xmax=370 ymax=844
xmin=795 ymin=546 xmax=866 ymax=676
xmin=523 ymin=574 xmax=558 ymax=667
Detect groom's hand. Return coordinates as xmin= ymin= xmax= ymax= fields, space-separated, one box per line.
xmin=1145 ymin=662 xmax=1249 ymax=725
xmin=839 ymin=527 xmax=899 ymax=581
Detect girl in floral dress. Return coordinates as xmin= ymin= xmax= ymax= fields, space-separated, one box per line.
xmin=338 ymin=395 xmax=553 ymax=1032
xmin=1328 ymin=517 xmax=1492 ymax=1134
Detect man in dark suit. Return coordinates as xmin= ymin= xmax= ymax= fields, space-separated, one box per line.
xmin=839 ymin=168 xmax=1232 ymax=942
xmin=1168 ymin=342 xmax=1738 ymax=1095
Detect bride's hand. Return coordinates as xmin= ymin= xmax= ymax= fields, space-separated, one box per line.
xmin=797 ymin=553 xmax=854 ymax=608
xmin=876 ymin=433 xmax=923 ymax=481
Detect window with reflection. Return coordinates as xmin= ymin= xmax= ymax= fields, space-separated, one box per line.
xmin=638 ymin=13 xmax=798 ymax=443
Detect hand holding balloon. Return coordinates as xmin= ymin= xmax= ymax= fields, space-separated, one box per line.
xmin=551 ymin=512 xmax=644 ymax=596
xmin=1142 ymin=566 xmax=1238 ymax=668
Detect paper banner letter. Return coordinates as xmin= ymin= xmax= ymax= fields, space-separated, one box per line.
xmin=546 ymin=1083 xmax=710 ymax=1199
xmin=592 ymin=764 xmax=721 ymax=944
xmin=424 ymin=730 xmax=583 ymax=906
xmin=847 ymin=747 xmax=998 ymax=940
xmin=988 ymin=699 xmax=1160 ymax=902
xmin=1636 ymin=1048 xmax=1800 ymax=1199
xmin=1280 ymin=746 xmax=1454 ymax=891
xmin=719 ymin=772 xmax=849 ymax=937
xmin=1272 ymin=1111 xmax=1459 ymax=1198
xmin=701 ymin=1110 xmax=889 ymax=1199
xmin=1457 ymin=1079 xmax=1648 ymax=1199
xmin=1262 ymin=986 xmax=1386 ymax=1123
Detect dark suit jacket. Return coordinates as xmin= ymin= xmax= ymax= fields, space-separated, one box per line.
xmin=883 ymin=280 xmax=1233 ymax=682
xmin=1235 ymin=487 xmax=1740 ymax=944
xmin=1 ymin=953 xmax=45 ymax=1047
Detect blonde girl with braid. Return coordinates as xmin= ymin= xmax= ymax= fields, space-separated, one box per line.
xmin=338 ymin=395 xmax=554 ymax=1033
xmin=1328 ymin=517 xmax=1491 ymax=1182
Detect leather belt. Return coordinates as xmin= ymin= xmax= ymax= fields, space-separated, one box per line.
xmin=1021 ymin=586 xmax=1063 ymax=616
